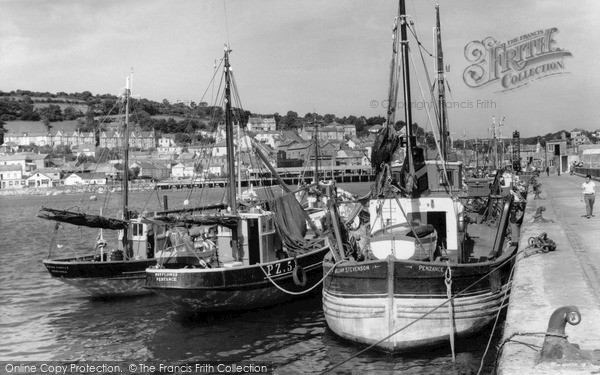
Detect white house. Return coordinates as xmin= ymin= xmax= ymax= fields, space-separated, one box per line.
xmin=212 ymin=135 xmax=254 ymax=157
xmin=63 ymin=172 xmax=107 ymax=186
xmin=213 ymin=141 xmax=228 ymax=157
xmin=254 ymin=131 xmax=281 ymax=148
xmin=171 ymin=162 xmax=195 ymax=178
xmin=26 ymin=172 xmax=57 ymax=188
xmin=0 ymin=164 xmax=24 ymax=189
xmin=157 ymin=134 xmax=183 ymax=155
xmin=247 ymin=117 xmax=276 ymax=132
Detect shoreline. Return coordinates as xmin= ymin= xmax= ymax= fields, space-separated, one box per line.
xmin=0 ymin=181 xmax=373 ymax=198
xmin=0 ymin=183 xmax=156 ymax=197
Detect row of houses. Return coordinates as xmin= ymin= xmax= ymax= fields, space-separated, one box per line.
xmin=0 ymin=116 xmax=384 ymax=190
xmin=0 ymin=128 xmax=376 ymax=189
xmin=3 ymin=117 xmax=357 ymax=150
xmin=3 ymin=121 xmax=157 ymax=151
xmin=0 ymin=166 xmax=103 ymax=190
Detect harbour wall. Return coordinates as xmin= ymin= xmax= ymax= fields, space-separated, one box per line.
xmin=497 ymin=174 xmax=600 ymax=374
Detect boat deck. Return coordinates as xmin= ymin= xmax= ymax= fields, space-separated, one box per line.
xmin=464 ymin=222 xmax=500 ymax=262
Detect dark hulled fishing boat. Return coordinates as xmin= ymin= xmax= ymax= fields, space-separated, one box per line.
xmin=322 ymin=2 xmax=526 ymax=353
xmin=40 ymin=78 xmax=196 ymax=297
xmin=144 ymin=47 xmax=331 ymax=312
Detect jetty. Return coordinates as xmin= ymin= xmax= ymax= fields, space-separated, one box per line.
xmin=497 ymin=173 xmax=600 ymax=374
xmin=155 ymin=165 xmax=374 ymax=190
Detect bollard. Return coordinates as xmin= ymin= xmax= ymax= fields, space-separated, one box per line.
xmin=532 ymin=206 xmax=554 ymax=223
xmin=540 ymin=306 xmax=600 ymax=364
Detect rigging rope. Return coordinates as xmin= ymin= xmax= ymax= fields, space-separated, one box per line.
xmin=407 ymin=40 xmax=454 ymax=196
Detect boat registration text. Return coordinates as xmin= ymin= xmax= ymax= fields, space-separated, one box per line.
xmin=265 ymin=260 xmax=295 ymax=276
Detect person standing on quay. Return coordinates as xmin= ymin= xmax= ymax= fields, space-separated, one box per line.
xmin=581 ymin=174 xmax=596 ymax=219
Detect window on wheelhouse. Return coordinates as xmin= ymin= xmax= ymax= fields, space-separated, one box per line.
xmin=439 ymin=170 xmax=454 ymax=186
xmin=131 ymin=223 xmax=144 ymax=238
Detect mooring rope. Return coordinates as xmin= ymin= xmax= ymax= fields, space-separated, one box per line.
xmin=259 ymin=259 xmax=345 ymax=296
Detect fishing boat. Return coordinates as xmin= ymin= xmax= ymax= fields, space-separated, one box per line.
xmin=39 ymin=77 xmax=196 ymax=297
xmin=322 ymin=1 xmax=527 ymax=353
xmin=297 ymin=121 xmax=362 ymax=231
xmin=144 ymin=47 xmax=332 ymax=312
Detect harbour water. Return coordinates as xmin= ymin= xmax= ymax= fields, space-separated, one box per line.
xmin=0 ymin=184 xmax=502 ymax=374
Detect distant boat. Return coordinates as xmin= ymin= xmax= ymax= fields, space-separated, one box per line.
xmin=322 ymin=1 xmax=527 ymax=353
xmin=145 ymin=47 xmax=331 ymax=312
xmin=39 ymin=77 xmax=195 ymax=298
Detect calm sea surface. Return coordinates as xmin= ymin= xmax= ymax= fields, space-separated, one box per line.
xmin=0 ymin=183 xmax=501 ymax=374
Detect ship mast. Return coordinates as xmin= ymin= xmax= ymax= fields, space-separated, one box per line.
xmin=399 ymin=0 xmax=416 ymax=193
xmin=435 ymin=4 xmax=449 ymax=160
xmin=121 ymin=75 xmax=131 ymax=254
xmin=313 ymin=121 xmax=319 ymax=184
xmin=223 ymin=46 xmax=239 ymax=256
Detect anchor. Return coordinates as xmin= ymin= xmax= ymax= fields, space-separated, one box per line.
xmin=539 ymin=306 xmax=600 ymax=364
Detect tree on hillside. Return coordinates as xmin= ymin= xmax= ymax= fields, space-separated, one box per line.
xmin=0 ymin=99 xmax=22 ymax=121
xmin=63 ymin=106 xmax=84 ymax=120
xmin=366 ymin=116 xmax=386 ymax=126
xmin=21 ymin=102 xmax=40 ymax=121
xmin=273 ymin=113 xmax=282 ymax=129
xmin=282 ymin=110 xmax=299 ymax=129
xmin=137 ymin=99 xmax=160 ymax=116
xmin=80 ymin=91 xmax=93 ymax=101
xmin=323 ymin=114 xmax=336 ymax=124
xmin=37 ymin=104 xmax=63 ymax=122
xmin=175 ymin=133 xmax=192 ymax=144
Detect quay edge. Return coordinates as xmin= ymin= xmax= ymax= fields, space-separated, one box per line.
xmin=497 ymin=174 xmax=600 ymax=374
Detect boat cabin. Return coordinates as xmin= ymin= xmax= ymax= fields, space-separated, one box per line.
xmin=369 ymin=195 xmax=465 ymax=261
xmin=217 ymin=211 xmax=278 ymax=266
xmin=371 ymin=160 xmax=466 ymax=261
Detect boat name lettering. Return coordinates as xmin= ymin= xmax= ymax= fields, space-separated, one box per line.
xmin=265 ymin=260 xmax=294 ymax=276
xmin=418 ymin=265 xmax=445 ymax=272
xmin=154 ymin=272 xmax=178 ymax=282
xmin=336 ymin=265 xmax=370 ymax=273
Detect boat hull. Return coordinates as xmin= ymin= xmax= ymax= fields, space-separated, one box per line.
xmin=146 ymin=247 xmax=330 ymax=312
xmin=322 ymin=250 xmax=516 ymax=352
xmin=43 ymin=256 xmax=200 ymax=298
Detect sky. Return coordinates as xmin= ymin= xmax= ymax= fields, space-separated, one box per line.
xmin=1 ymin=0 xmax=600 ymax=138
